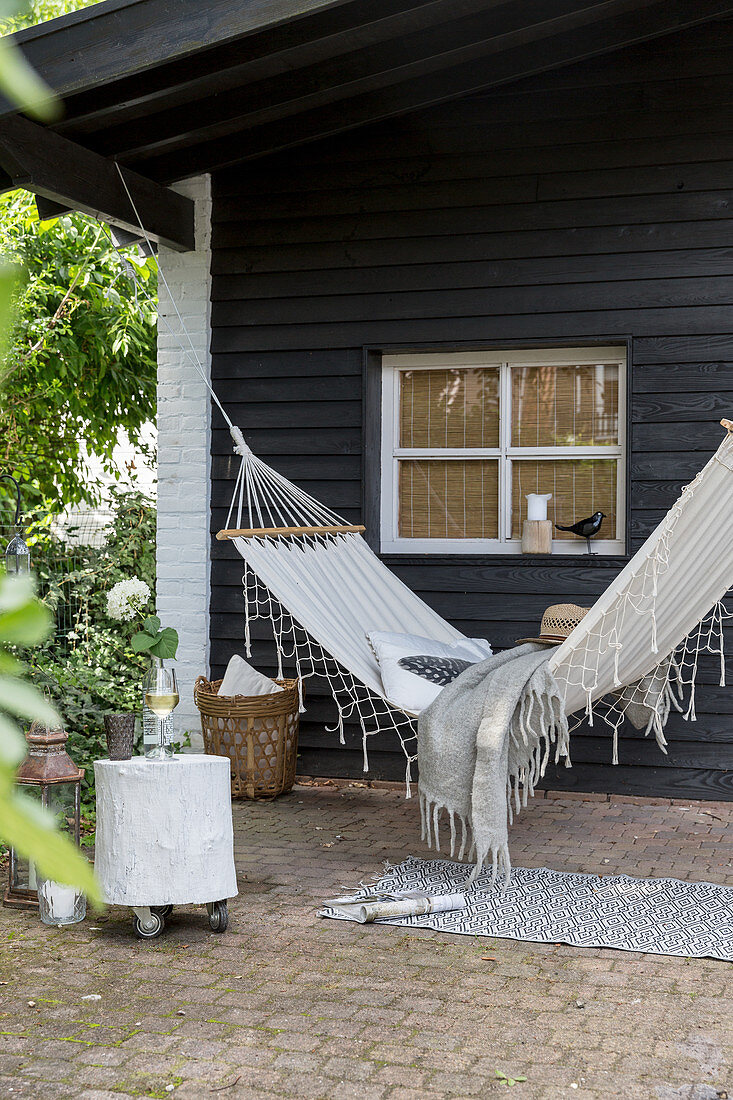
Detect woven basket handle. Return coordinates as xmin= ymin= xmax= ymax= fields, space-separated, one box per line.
xmin=194 ymin=675 xmax=212 ymax=699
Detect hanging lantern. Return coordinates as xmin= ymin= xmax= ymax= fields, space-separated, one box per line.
xmin=1 ymin=474 xmax=31 ymax=575
xmin=5 ymin=532 xmax=31 ymax=575
xmin=4 ymin=722 xmax=83 ymax=911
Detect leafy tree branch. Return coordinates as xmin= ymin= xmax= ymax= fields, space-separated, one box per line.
xmin=0 ymin=190 xmax=157 ymax=511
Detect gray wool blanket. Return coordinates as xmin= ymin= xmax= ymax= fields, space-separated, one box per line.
xmin=418 ymin=644 xmax=570 ymax=886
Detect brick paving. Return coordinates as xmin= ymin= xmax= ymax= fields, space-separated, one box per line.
xmin=0 ymin=781 xmax=731 ymax=1100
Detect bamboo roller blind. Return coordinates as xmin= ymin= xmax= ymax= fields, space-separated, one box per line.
xmin=399 ymin=460 xmax=499 ymax=539
xmin=400 ymin=368 xmax=500 ymax=448
xmin=512 ymin=459 xmax=617 ymax=540
xmin=397 ymin=364 xmax=619 ymax=541
xmin=512 ymin=364 xmax=619 ymax=447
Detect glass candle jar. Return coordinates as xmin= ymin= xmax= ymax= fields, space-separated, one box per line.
xmin=37 ymin=878 xmax=86 ymax=926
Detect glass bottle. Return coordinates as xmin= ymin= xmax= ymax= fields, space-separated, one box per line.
xmin=142 ymin=697 xmax=173 ymax=757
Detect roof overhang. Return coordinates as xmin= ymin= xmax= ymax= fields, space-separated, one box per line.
xmin=0 ymin=0 xmax=732 ymax=246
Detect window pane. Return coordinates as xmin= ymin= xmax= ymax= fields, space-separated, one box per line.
xmin=511 ymin=459 xmax=617 ymax=541
xmin=511 ymin=363 xmax=619 ymax=447
xmin=400 ymin=368 xmax=499 ymax=448
xmin=399 ymin=460 xmax=498 ymax=538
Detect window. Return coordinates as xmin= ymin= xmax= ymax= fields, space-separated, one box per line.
xmin=380 ymin=348 xmax=626 ymax=555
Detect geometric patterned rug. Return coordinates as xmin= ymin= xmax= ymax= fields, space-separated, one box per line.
xmin=320 ymin=856 xmax=733 ymax=961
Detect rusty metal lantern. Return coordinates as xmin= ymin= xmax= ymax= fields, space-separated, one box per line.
xmin=4 ymin=722 xmax=83 ymax=910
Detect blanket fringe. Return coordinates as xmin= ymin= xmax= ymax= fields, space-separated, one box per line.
xmin=420 ymin=670 xmax=570 ymax=889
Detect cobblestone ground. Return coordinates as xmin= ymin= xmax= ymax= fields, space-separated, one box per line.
xmin=0 ymin=782 xmax=731 ymax=1100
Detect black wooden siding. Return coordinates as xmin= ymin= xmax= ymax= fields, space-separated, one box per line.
xmin=210 ymin=18 xmax=733 ymax=800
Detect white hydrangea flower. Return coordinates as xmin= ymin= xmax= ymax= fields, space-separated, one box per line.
xmin=106 ymin=577 xmax=151 ymax=622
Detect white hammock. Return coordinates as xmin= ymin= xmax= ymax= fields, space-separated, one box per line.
xmin=219 ymin=423 xmax=733 ymax=783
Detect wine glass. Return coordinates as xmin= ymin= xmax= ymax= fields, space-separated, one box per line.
xmin=142 ymin=664 xmax=179 ymax=760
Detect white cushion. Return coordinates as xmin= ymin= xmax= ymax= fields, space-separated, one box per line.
xmin=218 ymin=655 xmax=283 ymax=698
xmin=367 ymin=631 xmax=492 ymax=715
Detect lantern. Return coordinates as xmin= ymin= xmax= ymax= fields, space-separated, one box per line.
xmin=1 ymin=474 xmax=30 ymax=575
xmin=5 ymin=532 xmax=31 ymax=575
xmin=4 ymin=722 xmax=83 ymax=910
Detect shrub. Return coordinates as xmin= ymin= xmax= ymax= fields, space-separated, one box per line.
xmin=29 ymin=489 xmax=156 ymax=814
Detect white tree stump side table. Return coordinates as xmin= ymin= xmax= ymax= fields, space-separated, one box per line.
xmin=94 ymin=755 xmax=238 ymax=940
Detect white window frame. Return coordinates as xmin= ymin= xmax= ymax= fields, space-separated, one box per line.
xmin=380 ymin=347 xmax=627 ymax=555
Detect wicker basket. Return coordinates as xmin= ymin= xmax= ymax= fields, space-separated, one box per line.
xmin=194 ymin=676 xmax=300 ymax=799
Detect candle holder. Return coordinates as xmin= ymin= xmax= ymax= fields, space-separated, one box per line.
xmin=37 ymin=877 xmax=86 ymax=926
xmin=522 ymin=493 xmax=553 ymax=554
xmin=3 ymin=721 xmax=83 ymax=911
xmin=104 ymin=713 xmax=135 ymax=761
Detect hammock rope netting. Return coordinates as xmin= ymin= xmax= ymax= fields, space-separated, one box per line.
xmin=242 ymin=570 xmax=420 ymax=778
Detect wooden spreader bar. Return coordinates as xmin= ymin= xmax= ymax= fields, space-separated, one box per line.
xmin=216 ymin=524 xmax=365 ymax=540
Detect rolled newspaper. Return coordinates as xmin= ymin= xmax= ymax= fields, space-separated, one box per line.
xmin=320 ymin=890 xmax=466 ymax=923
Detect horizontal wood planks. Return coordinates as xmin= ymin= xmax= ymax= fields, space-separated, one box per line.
xmin=210 ymin=23 xmax=733 ymax=800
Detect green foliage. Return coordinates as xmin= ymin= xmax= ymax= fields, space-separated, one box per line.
xmin=30 ymin=489 xmax=156 ymax=812
xmin=131 ymin=615 xmax=179 ymax=660
xmin=0 ymin=0 xmax=104 ymax=903
xmin=0 ymin=188 xmax=157 ymax=511
xmin=0 ymin=4 xmax=156 ymax=514
xmin=495 ymin=1071 xmax=528 ymax=1087
xmin=0 ymin=0 xmax=99 ymax=35
xmin=0 ymin=574 xmax=101 ymax=901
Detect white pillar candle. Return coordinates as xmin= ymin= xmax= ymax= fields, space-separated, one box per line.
xmin=526 ymin=493 xmax=552 ymax=522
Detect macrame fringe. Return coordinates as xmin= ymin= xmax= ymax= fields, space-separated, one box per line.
xmin=240 ymin=566 xmax=419 ymax=780
xmin=571 ymin=601 xmax=730 ymax=751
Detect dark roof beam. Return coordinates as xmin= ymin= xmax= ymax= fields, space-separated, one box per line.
xmin=56 ymin=0 xmax=506 ymax=137
xmin=133 ymin=0 xmax=733 ymax=180
xmin=35 ymin=196 xmax=74 ymax=220
xmin=0 ymin=115 xmax=195 ymax=251
xmin=90 ymin=0 xmax=604 ymax=161
xmin=6 ymin=0 xmax=365 ymax=109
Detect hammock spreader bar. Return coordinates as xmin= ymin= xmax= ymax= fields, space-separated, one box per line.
xmin=217 ymin=524 xmax=366 ymax=540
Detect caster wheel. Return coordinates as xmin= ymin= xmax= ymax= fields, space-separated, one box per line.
xmin=208 ymin=901 xmax=228 ymax=933
xmin=152 ymin=905 xmax=173 ymax=919
xmin=133 ymin=911 xmax=164 ymax=939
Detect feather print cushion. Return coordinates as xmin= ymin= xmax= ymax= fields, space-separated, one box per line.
xmin=367 ymin=630 xmax=492 ymax=714
xmin=397 ymin=655 xmax=473 ymax=686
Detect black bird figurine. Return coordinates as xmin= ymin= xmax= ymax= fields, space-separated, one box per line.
xmin=555 ymin=511 xmax=606 ymax=554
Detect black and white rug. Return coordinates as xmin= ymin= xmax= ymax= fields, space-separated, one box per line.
xmin=320 ymin=857 xmax=733 ymax=960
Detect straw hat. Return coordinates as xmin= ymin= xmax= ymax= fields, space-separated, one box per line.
xmin=516 ymin=603 xmax=590 ymax=646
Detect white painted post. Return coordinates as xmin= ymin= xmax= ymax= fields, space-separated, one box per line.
xmin=155 ymin=174 xmax=212 ymax=749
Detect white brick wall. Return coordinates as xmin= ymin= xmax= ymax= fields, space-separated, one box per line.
xmin=156 ymin=174 xmax=212 ymax=747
